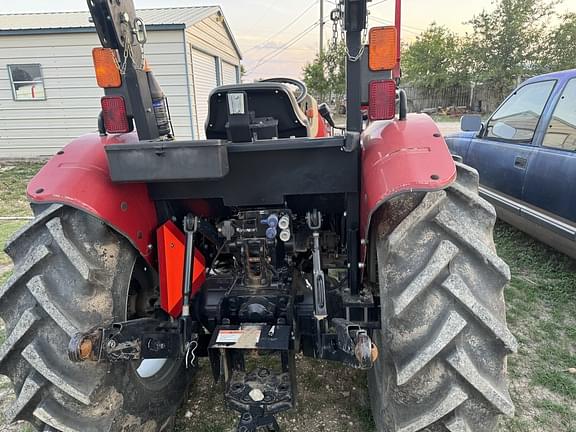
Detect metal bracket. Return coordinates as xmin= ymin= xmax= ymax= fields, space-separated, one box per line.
xmin=306 ymin=210 xmax=328 ymax=320
xmin=68 ymin=318 xmax=183 ymax=363
xmin=236 ymin=408 xmax=280 ymax=432
xmin=309 ymin=318 xmax=379 ymax=370
xmin=343 ymin=131 xmax=360 ymax=152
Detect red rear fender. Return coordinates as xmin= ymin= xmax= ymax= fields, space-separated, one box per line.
xmin=27 ymin=133 xmax=158 ymax=263
xmin=360 ymin=114 xmax=456 ymax=240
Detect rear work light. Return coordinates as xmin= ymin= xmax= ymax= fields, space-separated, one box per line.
xmin=369 ymin=80 xmax=396 ymax=121
xmin=369 ymin=26 xmax=398 ymax=71
xmin=101 ymin=96 xmax=133 ymax=134
xmin=92 ymin=48 xmax=122 ymax=88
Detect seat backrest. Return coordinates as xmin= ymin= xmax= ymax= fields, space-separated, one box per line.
xmin=205 ymin=83 xmax=309 ymax=140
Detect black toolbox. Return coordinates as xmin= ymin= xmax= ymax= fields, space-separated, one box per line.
xmin=105 ymin=139 xmax=229 ymax=182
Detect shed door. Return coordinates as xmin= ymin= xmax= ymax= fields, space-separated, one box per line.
xmin=192 ymin=48 xmax=218 ymax=139
xmin=222 ymin=62 xmax=239 ymax=85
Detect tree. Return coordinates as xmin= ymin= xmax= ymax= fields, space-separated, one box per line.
xmin=543 ymin=13 xmax=576 ymax=71
xmin=402 ymin=23 xmax=466 ymax=89
xmin=302 ymin=42 xmax=346 ymax=103
xmin=466 ymin=0 xmax=559 ymax=98
xmin=303 ymin=56 xmax=330 ymax=101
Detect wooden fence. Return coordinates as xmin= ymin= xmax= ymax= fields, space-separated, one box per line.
xmin=403 ymin=84 xmax=513 ymax=114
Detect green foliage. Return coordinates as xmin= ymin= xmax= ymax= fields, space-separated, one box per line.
xmin=465 ymin=0 xmax=559 ymax=97
xmin=402 ymin=23 xmax=467 ymax=89
xmin=402 ymin=0 xmax=574 ymax=98
xmin=302 ymin=42 xmax=346 ymax=102
xmin=544 ymin=12 xmax=576 ymax=71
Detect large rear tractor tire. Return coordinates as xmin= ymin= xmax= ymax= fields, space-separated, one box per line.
xmin=0 ymin=205 xmax=191 ymax=431
xmin=368 ymin=163 xmax=517 ymax=432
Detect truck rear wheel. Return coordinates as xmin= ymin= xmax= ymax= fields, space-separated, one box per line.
xmin=0 ymin=205 xmax=191 ymax=431
xmin=368 ymin=163 xmax=517 ymax=432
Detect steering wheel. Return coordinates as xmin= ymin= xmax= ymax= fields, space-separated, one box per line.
xmin=260 ymin=77 xmax=308 ymax=104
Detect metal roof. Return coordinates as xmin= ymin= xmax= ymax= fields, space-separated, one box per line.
xmin=0 ymin=7 xmax=218 ymax=31
xmin=0 ymin=6 xmax=242 ymax=58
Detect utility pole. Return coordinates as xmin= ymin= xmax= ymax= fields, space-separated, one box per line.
xmin=319 ymin=0 xmax=324 ymax=55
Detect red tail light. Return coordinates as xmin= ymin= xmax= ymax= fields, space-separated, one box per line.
xmin=369 ymin=80 xmax=396 ymax=121
xmin=101 ymin=96 xmax=133 ymax=134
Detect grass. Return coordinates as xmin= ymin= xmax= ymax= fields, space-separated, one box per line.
xmin=0 ymin=221 xmax=25 ymax=266
xmin=495 ymin=223 xmax=576 ymax=432
xmin=0 ymin=162 xmax=575 ymax=431
xmin=0 ymin=161 xmax=43 ymax=283
xmin=430 ymin=113 xmax=492 ymax=123
xmin=0 ymin=162 xmax=44 ymax=217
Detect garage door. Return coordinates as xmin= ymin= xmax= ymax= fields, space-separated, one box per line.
xmin=192 ymin=48 xmax=218 ymax=139
xmin=222 ymin=61 xmax=239 ymax=85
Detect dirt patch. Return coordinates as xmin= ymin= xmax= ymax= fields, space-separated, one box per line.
xmin=175 ymin=355 xmax=374 ymax=432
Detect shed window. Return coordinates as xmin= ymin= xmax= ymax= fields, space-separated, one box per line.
xmin=8 ymin=64 xmax=46 ymax=101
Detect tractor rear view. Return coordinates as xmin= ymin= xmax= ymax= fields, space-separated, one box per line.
xmin=0 ymin=1 xmax=516 ymax=431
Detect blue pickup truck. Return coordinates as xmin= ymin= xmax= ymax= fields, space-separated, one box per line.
xmin=446 ymin=69 xmax=576 ymax=259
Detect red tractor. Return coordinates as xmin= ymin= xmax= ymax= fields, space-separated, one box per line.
xmin=1 ymin=1 xmax=516 ymax=431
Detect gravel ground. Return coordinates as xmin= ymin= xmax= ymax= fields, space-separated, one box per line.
xmin=436 ymin=122 xmax=461 ymax=136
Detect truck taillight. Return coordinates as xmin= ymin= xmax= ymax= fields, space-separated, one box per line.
xmin=369 ymin=80 xmax=396 ymax=121
xmin=101 ymin=96 xmax=133 ymax=134
xmin=92 ymin=48 xmax=122 ymax=88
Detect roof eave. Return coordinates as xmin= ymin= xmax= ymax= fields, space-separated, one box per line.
xmin=194 ymin=6 xmax=242 ymax=60
xmin=0 ymin=23 xmax=185 ymax=36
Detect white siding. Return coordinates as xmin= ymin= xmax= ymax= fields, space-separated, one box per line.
xmin=186 ymin=14 xmax=241 ymax=139
xmin=191 ymin=48 xmax=217 ymax=139
xmin=187 ymin=14 xmax=239 ymax=65
xmin=222 ymin=61 xmax=238 ymax=85
xmin=0 ymin=30 xmax=192 ymax=158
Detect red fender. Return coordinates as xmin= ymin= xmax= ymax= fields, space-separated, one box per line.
xmin=27 ymin=132 xmax=158 ymax=264
xmin=360 ymin=114 xmax=457 ymax=242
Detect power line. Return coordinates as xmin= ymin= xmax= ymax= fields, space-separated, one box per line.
xmin=370 ymin=15 xmax=426 ymax=34
xmin=250 ymin=21 xmax=322 ymax=72
xmin=369 ymin=0 xmax=390 ymax=7
xmin=250 ymin=15 xmax=325 ymax=68
xmin=243 ymin=0 xmax=319 ymax=54
xmin=251 ymin=21 xmax=321 ymax=71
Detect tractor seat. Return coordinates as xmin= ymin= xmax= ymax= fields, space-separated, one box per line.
xmin=205 ymin=83 xmax=309 ymax=141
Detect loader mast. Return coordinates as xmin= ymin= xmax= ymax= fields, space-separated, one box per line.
xmin=87 ymin=0 xmax=161 ymax=140
xmin=394 ymin=0 xmax=402 ymax=78
xmin=344 ymin=0 xmax=368 ymax=133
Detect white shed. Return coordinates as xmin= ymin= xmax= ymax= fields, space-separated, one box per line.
xmin=0 ymin=7 xmax=242 ymax=158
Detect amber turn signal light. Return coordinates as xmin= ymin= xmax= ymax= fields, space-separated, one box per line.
xmin=368 ymin=26 xmax=398 ymax=71
xmin=92 ymin=48 xmax=122 ymax=88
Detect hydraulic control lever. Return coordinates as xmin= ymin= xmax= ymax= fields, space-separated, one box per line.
xmin=306 ymin=210 xmax=328 ymax=320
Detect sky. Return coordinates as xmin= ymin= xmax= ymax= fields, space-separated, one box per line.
xmin=1 ymin=0 xmax=575 ymax=81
